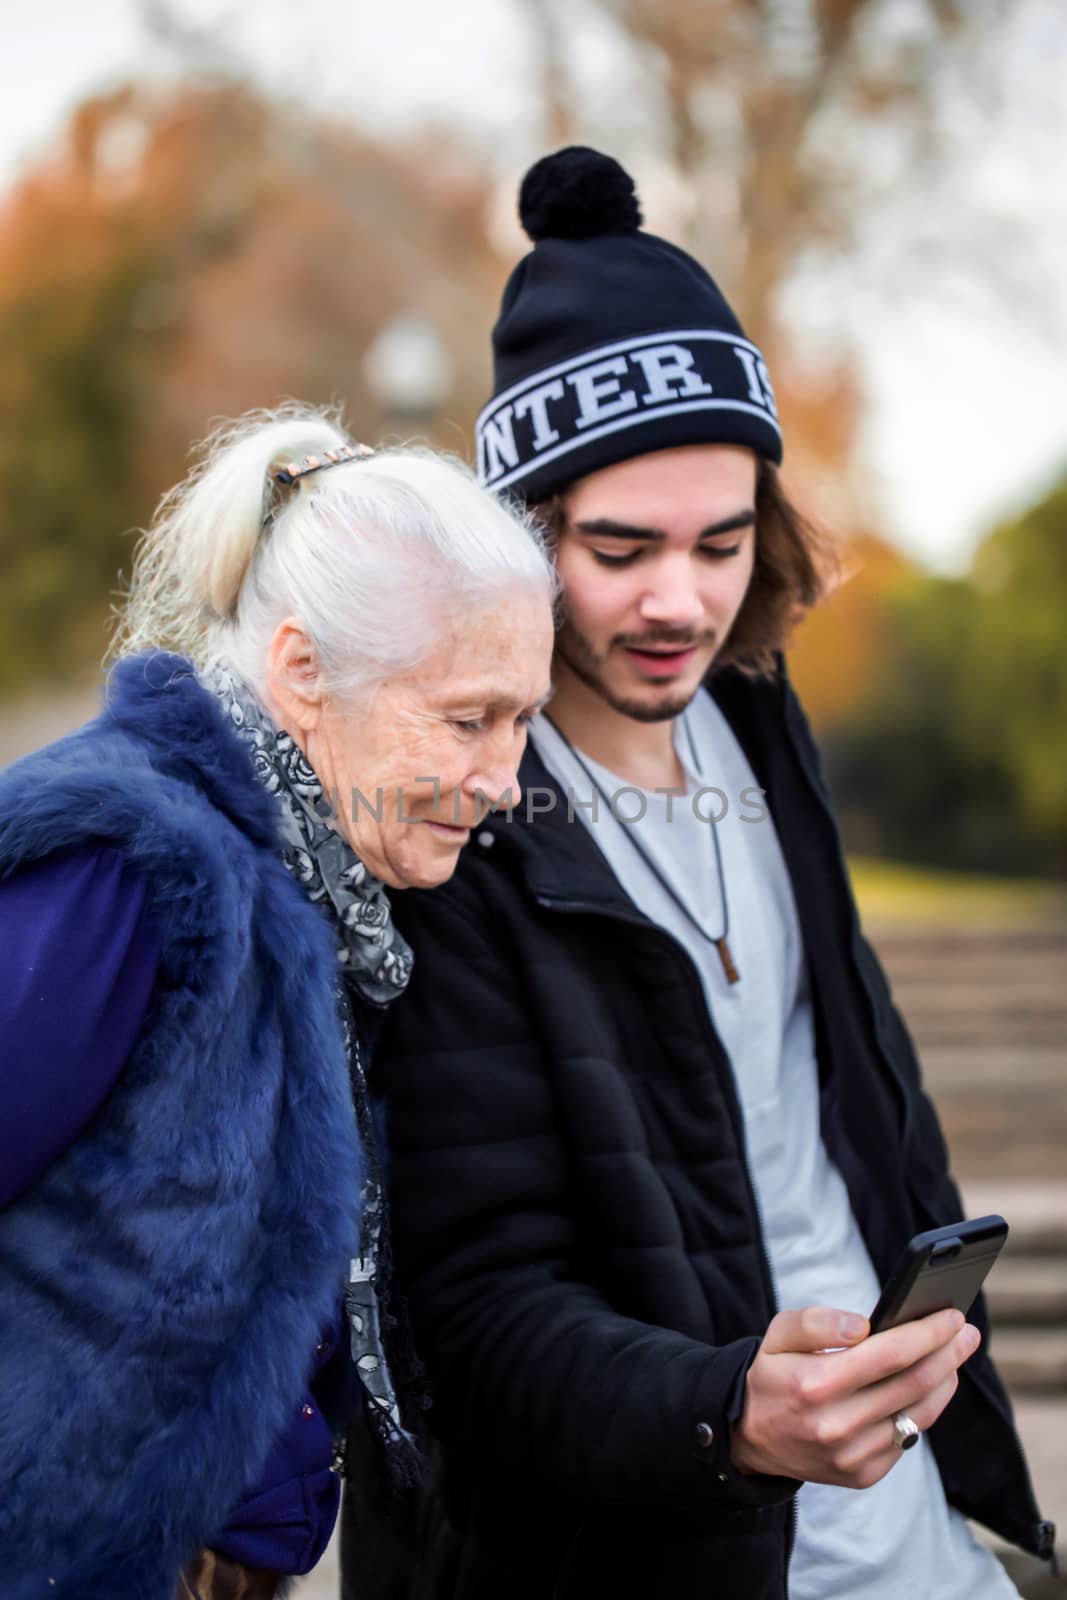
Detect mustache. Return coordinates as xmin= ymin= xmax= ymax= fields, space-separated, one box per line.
xmin=613 ymin=629 xmax=717 ymax=651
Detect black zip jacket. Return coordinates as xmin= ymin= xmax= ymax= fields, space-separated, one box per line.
xmin=376 ymin=667 xmax=1053 ymax=1599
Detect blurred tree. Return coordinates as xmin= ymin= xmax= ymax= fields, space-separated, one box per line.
xmin=822 ymin=475 xmax=1067 ymax=876
xmin=822 ymin=576 xmax=1023 ymax=869
xmin=511 ymin=0 xmax=1062 ymax=864
xmin=0 ymin=81 xmax=501 ymax=694
xmin=514 ymin=0 xmax=1029 ymax=663
xmin=964 ymin=480 xmax=1067 ymax=860
xmin=788 ymin=530 xmax=919 ymax=730
xmin=526 ymin=0 xmax=1014 ymax=351
xmin=0 ymin=90 xmax=162 ymax=685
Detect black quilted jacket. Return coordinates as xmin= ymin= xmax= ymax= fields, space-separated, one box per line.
xmin=375 ymin=667 xmax=1052 ymax=1600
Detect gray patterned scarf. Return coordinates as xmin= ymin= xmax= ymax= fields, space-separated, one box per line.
xmin=203 ymin=663 xmax=422 ymax=1482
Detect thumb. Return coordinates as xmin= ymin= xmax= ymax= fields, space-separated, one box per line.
xmin=761 ymin=1305 xmax=870 ymax=1357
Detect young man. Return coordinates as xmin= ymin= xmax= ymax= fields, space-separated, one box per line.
xmin=375 ymin=149 xmax=1053 ymax=1599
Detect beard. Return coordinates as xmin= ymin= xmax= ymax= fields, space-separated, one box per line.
xmin=554 ymin=612 xmax=716 ymax=725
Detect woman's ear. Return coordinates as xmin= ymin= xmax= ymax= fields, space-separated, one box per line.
xmin=267 ymin=618 xmax=326 ymax=733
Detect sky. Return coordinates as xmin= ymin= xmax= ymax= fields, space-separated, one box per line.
xmin=4 ymin=0 xmax=1067 ymax=572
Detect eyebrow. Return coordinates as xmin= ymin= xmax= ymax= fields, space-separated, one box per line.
xmin=572 ymin=509 xmax=756 ymax=542
xmin=439 ymin=688 xmax=555 ymax=716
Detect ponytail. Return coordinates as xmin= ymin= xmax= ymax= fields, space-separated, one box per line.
xmin=113 ymin=405 xmax=351 ymax=664
xmin=111 ymin=404 xmax=554 ymax=701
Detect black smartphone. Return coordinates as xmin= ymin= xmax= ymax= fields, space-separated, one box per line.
xmin=868 ymin=1215 xmax=1008 ymax=1334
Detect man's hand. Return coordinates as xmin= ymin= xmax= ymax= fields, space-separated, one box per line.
xmin=731 ymin=1306 xmax=981 ymax=1488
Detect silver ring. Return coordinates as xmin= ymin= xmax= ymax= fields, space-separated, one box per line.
xmin=892 ymin=1411 xmax=921 ymax=1451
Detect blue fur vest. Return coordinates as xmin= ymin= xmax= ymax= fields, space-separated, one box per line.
xmin=0 ymin=654 xmax=364 ymax=1598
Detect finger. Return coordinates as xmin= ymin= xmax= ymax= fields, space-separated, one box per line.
xmin=907 ymin=1368 xmax=962 ymax=1433
xmin=836 ymin=1307 xmax=966 ymax=1390
xmin=804 ymin=1421 xmax=900 ymax=1489
xmin=837 ymin=1369 xmax=963 ymax=1483
xmin=844 ymin=1322 xmax=980 ymax=1435
xmin=761 ymin=1306 xmax=869 ymax=1357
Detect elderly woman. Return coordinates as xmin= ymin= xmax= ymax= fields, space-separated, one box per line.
xmin=0 ymin=407 xmax=555 ymax=1600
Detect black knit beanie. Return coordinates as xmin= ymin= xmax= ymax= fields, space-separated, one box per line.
xmin=477 ymin=147 xmax=782 ymax=504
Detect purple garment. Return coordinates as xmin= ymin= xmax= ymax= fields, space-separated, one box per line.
xmin=0 ymin=846 xmax=160 ymax=1210
xmin=210 ymin=1321 xmax=342 ymax=1573
xmin=0 ymin=844 xmax=342 ymax=1575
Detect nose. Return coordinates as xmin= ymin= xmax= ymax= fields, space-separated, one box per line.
xmin=463 ymin=730 xmax=525 ymax=811
xmin=465 ymin=762 xmax=522 ymax=812
xmin=638 ymin=553 xmax=704 ymax=630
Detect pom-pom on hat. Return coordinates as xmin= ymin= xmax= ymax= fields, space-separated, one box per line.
xmin=478 ymin=147 xmax=782 ymax=504
xmin=519 ymin=145 xmax=643 ymax=240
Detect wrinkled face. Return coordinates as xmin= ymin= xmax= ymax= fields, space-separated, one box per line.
xmin=310 ymin=589 xmax=554 ymax=889
xmin=553 ymin=444 xmax=758 ymax=722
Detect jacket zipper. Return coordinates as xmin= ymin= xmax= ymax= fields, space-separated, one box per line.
xmin=534 ymin=890 xmax=793 ymax=1595
xmin=523 ymin=683 xmax=931 ymax=1588
xmin=642 ymin=906 xmax=796 ymax=1587
xmin=535 ymin=892 xmax=778 ymax=1316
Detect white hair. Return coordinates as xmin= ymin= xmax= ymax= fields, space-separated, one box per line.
xmin=112 ymin=404 xmax=555 ymax=699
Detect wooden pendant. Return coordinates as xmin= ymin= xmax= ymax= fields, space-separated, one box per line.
xmin=716 ymin=936 xmax=740 ymax=985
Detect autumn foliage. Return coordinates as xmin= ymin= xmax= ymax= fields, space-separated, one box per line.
xmin=0 ymin=59 xmax=1063 ymax=877
xmin=0 ymin=82 xmax=504 ymax=690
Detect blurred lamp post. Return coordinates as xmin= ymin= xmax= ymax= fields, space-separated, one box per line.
xmin=362 ymin=313 xmax=453 ymax=427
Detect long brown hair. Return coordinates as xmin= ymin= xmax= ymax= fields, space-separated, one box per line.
xmin=720 ymin=461 xmax=836 ymax=676
xmin=536 ymin=460 xmax=835 ymax=678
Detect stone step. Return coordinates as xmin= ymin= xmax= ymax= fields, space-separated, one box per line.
xmin=892 ymin=965 xmax=1066 ymax=985
xmin=938 ymin=1090 xmax=1067 ymax=1129
xmin=907 ymin=1014 xmax=1066 ymax=1038
xmin=988 ymin=1329 xmax=1067 ymax=1392
xmin=924 ymin=1033 xmax=1067 ymax=1059
xmin=906 ymin=1007 xmax=1067 ymax=1030
xmin=916 ymin=1048 xmax=1066 ymax=1085
xmin=873 ymin=920 xmax=1067 ymax=1179
xmin=894 ymin=989 xmax=1067 ymax=1017
xmin=932 ymin=1089 xmax=1067 ymax=1179
xmin=881 ymin=957 xmax=1067 ymax=984
xmin=963 ymin=1184 xmax=1067 ymax=1256
xmin=986 ymin=1260 xmax=1067 ymax=1325
xmin=943 ymin=1111 xmax=1067 ymax=1183
xmin=905 ymin=1011 xmax=1066 ymax=1037
xmin=870 ymin=934 xmax=1067 ymax=953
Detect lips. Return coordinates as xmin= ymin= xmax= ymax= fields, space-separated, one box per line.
xmin=425 ymin=819 xmax=473 ymax=839
xmin=624 ymin=645 xmax=699 ymax=678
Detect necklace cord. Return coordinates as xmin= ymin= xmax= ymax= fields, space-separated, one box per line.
xmin=540 ymin=710 xmax=738 ymax=981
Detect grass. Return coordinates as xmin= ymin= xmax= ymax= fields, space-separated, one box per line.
xmin=847 ymin=856 xmax=1067 ymax=929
